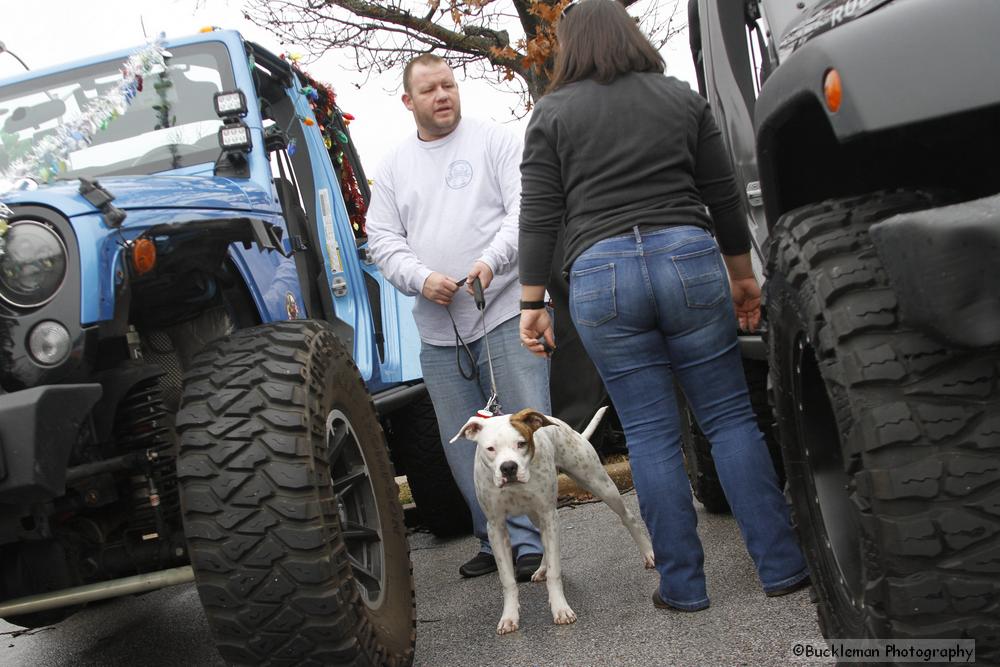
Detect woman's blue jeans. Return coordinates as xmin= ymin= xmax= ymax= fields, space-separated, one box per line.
xmin=569 ymin=225 xmax=807 ymax=610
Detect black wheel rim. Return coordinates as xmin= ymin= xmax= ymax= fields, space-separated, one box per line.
xmin=327 ymin=409 xmax=386 ymax=609
xmin=793 ymin=336 xmax=863 ymax=606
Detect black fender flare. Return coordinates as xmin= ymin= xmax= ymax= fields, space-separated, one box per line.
xmin=755 ymin=0 xmax=1000 ymax=220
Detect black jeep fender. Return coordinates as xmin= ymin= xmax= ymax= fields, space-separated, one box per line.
xmin=869 ymin=193 xmax=1000 ymax=349
xmin=0 ymin=384 xmax=102 ymax=503
xmin=755 ymin=0 xmax=1000 ymax=222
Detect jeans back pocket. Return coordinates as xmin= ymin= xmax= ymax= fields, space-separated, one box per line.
xmin=570 ymin=263 xmax=617 ymax=327
xmin=671 ymin=246 xmax=726 ymax=309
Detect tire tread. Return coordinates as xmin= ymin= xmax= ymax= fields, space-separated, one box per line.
xmin=177 ymin=321 xmax=415 ymax=666
xmin=766 ymin=190 xmax=1000 ymax=658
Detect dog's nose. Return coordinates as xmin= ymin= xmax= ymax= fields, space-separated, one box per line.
xmin=499 ymin=461 xmax=518 ymax=480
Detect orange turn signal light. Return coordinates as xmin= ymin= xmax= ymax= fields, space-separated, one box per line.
xmin=824 ymin=68 xmax=842 ymax=113
xmin=131 ymin=238 xmax=157 ymax=275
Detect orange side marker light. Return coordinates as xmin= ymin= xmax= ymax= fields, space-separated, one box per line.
xmin=131 ymin=238 xmax=157 ymax=275
xmin=824 ymin=68 xmax=842 ymax=113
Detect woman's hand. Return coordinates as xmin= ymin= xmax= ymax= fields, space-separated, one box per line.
xmin=730 ymin=276 xmax=761 ymax=331
xmin=722 ymin=252 xmax=761 ymax=331
xmin=519 ymin=308 xmax=555 ymax=358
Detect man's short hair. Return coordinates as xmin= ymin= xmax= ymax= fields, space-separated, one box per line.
xmin=403 ymin=54 xmax=448 ymax=94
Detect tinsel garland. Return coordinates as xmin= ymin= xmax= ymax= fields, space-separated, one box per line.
xmin=283 ymin=57 xmax=368 ymax=236
xmin=0 ymin=36 xmax=171 ymax=195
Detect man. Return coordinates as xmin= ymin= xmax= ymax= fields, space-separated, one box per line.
xmin=366 ymin=55 xmax=549 ymax=579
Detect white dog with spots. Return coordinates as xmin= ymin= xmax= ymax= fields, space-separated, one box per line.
xmin=451 ymin=406 xmax=655 ymax=635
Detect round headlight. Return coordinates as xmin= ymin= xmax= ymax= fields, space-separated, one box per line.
xmin=28 ymin=320 xmax=72 ymax=366
xmin=0 ymin=220 xmax=68 ymax=308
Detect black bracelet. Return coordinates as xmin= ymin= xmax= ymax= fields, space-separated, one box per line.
xmin=520 ymin=300 xmax=547 ymax=310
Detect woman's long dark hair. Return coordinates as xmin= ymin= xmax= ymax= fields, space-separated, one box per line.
xmin=547 ymin=0 xmax=665 ymax=93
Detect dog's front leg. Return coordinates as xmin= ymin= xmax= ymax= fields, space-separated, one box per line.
xmin=534 ymin=509 xmax=576 ymax=625
xmin=485 ymin=519 xmax=519 ymax=634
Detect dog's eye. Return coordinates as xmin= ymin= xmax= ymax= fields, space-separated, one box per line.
xmin=486 ymin=446 xmax=495 ymax=453
xmin=516 ymin=441 xmax=527 ymax=449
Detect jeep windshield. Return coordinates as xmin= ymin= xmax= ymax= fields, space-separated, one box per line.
xmin=0 ymin=42 xmax=237 ymax=180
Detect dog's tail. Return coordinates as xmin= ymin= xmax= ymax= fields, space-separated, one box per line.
xmin=581 ymin=405 xmax=609 ymax=442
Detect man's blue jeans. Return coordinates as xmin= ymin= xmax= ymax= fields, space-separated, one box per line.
xmin=569 ymin=225 xmax=807 ymax=610
xmin=420 ymin=315 xmax=549 ymax=558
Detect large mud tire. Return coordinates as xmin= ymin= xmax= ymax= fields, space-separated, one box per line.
xmin=386 ymin=393 xmax=472 ymax=538
xmin=766 ymin=190 xmax=1000 ymax=660
xmin=176 ymin=321 xmax=415 ymax=666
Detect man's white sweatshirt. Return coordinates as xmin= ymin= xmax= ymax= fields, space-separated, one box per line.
xmin=366 ymin=117 xmax=524 ymax=346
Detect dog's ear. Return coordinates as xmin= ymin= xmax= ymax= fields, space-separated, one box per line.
xmin=450 ymin=416 xmax=487 ymax=443
xmin=510 ymin=409 xmax=554 ymax=433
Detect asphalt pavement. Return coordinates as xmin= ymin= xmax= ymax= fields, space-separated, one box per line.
xmin=0 ymin=491 xmax=826 ymax=667
xmin=409 ymin=491 xmax=826 ymax=666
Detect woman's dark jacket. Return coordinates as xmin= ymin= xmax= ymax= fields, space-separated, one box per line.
xmin=518 ymin=72 xmax=750 ymax=284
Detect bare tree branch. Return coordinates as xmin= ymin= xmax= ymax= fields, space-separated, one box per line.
xmin=241 ymin=0 xmax=684 ymax=104
xmin=324 ymin=0 xmax=510 ymax=60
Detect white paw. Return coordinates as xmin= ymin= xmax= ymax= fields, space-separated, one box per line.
xmin=643 ymin=552 xmax=655 ymax=569
xmin=552 ymin=606 xmax=577 ymax=625
xmin=497 ymin=617 xmax=519 ymax=635
xmin=531 ymin=566 xmax=548 ymax=582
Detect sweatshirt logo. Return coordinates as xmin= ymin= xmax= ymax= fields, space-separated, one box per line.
xmin=446 ymin=160 xmax=473 ymax=189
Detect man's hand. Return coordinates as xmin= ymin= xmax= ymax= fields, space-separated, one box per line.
xmin=519 ymin=308 xmax=555 ymax=358
xmin=422 ymin=272 xmax=460 ymax=306
xmin=730 ymin=276 xmax=762 ymax=331
xmin=465 ymin=261 xmax=494 ymax=295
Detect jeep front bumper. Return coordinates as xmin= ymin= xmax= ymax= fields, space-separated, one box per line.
xmin=0 ymin=384 xmax=102 ymax=503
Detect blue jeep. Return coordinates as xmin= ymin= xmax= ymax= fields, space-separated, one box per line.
xmin=0 ymin=29 xmax=461 ymax=665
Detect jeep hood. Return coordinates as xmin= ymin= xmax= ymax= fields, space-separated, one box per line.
xmin=0 ymin=175 xmax=272 ymax=219
xmin=777 ymin=0 xmax=895 ymax=61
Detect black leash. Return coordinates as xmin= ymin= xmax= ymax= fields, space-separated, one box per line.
xmin=446 ymin=276 xmax=502 ymax=416
xmin=447 ymin=277 xmax=478 ymax=381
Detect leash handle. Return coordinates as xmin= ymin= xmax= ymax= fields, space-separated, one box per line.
xmin=446 ymin=279 xmax=477 ymax=381
xmin=472 ymin=276 xmax=485 ymax=311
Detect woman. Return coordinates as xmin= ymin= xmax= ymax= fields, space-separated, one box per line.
xmin=517 ymin=0 xmax=809 ymax=611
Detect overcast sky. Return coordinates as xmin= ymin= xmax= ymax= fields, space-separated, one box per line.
xmin=0 ymin=0 xmax=695 ymax=171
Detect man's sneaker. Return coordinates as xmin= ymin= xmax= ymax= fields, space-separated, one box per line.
xmin=515 ymin=552 xmax=543 ymax=582
xmin=459 ymin=552 xmax=497 ymax=578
